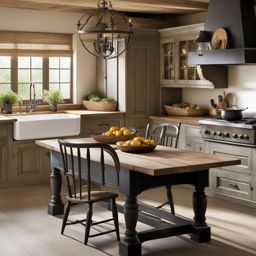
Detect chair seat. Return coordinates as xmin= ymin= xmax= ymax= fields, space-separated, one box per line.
xmin=67 ymin=190 xmax=118 ymax=203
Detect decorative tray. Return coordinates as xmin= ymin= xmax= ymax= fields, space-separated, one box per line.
xmin=116 ymin=144 xmax=156 ymax=153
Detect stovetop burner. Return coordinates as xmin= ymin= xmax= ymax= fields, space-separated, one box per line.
xmin=215 ymin=117 xmax=256 ymax=125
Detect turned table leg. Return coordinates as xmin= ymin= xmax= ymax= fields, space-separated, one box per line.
xmin=119 ymin=195 xmax=141 ymax=256
xmin=48 ymin=167 xmax=64 ymax=215
xmin=191 ymin=185 xmax=211 ymax=243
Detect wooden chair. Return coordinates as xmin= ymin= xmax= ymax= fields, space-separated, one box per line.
xmin=58 ymin=140 xmax=120 ymax=245
xmin=145 ymin=122 xmax=181 ymax=214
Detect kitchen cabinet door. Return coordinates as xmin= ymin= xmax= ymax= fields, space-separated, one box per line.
xmin=10 ymin=142 xmax=50 ymax=184
xmin=0 ymin=139 xmax=8 ymax=184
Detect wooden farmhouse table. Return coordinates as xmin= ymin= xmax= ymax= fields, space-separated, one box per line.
xmin=36 ymin=138 xmax=240 ymax=256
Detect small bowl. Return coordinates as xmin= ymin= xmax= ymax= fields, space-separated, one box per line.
xmin=116 ymin=144 xmax=156 ymax=154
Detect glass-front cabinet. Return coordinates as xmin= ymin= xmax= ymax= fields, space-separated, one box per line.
xmin=160 ymin=39 xmax=175 ymax=85
xmin=159 ymin=23 xmax=208 ymax=88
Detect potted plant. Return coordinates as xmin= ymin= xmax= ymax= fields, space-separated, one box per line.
xmin=83 ymin=91 xmax=117 ymax=111
xmin=43 ymin=90 xmax=63 ymax=112
xmin=0 ymin=90 xmax=19 ymax=114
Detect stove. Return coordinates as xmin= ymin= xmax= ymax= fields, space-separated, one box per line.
xmin=199 ymin=118 xmax=256 ymax=146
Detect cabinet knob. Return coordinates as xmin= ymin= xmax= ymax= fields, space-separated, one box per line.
xmin=204 ymin=130 xmax=210 ymax=135
xmin=232 ymin=134 xmax=238 ymax=138
xmin=217 ymin=131 xmax=222 ymax=137
xmin=244 ymin=135 xmax=250 ymax=140
xmin=239 ymin=134 xmax=244 ymax=139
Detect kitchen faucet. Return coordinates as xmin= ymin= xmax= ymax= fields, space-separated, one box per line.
xmin=26 ymin=82 xmax=37 ymax=112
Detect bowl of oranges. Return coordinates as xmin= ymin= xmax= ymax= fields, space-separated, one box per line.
xmin=91 ymin=126 xmax=136 ymax=144
xmin=116 ymin=137 xmax=156 ymax=153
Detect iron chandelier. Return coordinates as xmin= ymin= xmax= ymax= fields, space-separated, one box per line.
xmin=77 ymin=0 xmax=133 ymax=59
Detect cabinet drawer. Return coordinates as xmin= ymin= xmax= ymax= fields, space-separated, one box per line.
xmin=208 ymin=142 xmax=253 ymax=175
xmin=82 ymin=119 xmax=122 ymax=134
xmin=0 ymin=125 xmax=8 ymax=138
xmin=212 ymin=171 xmax=253 ymax=200
xmin=184 ymin=125 xmax=201 ymax=138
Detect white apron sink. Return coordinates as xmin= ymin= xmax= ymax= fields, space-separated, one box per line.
xmin=11 ymin=114 xmax=81 ymax=140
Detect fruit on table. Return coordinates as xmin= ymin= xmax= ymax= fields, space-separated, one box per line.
xmin=116 ymin=137 xmax=156 ymax=147
xmin=102 ymin=126 xmax=135 ymax=136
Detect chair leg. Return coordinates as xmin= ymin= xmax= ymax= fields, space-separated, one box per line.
xmin=61 ymin=201 xmax=71 ymax=235
xmin=166 ymin=185 xmax=175 ymax=215
xmin=84 ymin=203 xmax=93 ymax=245
xmin=111 ymin=197 xmax=120 ymax=241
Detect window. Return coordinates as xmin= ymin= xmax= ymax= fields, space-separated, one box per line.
xmin=0 ymin=56 xmax=11 ymax=94
xmin=0 ymin=31 xmax=72 ymax=103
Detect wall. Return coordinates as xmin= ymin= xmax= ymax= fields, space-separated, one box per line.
xmin=0 ymin=7 xmax=96 ymax=103
xmin=174 ymin=10 xmax=256 ymax=116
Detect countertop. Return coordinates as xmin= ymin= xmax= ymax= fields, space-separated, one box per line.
xmin=0 ymin=110 xmax=126 ymax=124
xmin=149 ymin=115 xmax=210 ymax=126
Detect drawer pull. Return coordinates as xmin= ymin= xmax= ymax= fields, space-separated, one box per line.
xmin=228 ymin=183 xmax=240 ymax=190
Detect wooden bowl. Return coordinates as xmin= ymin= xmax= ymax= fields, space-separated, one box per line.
xmin=91 ymin=129 xmax=136 ymax=144
xmin=116 ymin=144 xmax=156 ymax=154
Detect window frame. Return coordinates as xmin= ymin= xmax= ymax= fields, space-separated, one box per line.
xmin=0 ymin=31 xmax=73 ymax=104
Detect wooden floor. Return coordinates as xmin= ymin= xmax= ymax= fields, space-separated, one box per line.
xmin=0 ymin=184 xmax=255 ymax=256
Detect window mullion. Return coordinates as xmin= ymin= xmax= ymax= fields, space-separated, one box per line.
xmin=11 ymin=56 xmax=18 ymax=93
xmin=44 ymin=57 xmax=49 ymax=91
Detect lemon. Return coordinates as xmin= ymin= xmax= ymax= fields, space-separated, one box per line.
xmin=120 ymin=127 xmax=128 ymax=132
xmin=134 ymin=137 xmax=145 ymax=143
xmin=125 ymin=140 xmax=132 ymax=146
xmin=109 ymin=126 xmax=119 ymax=132
xmin=115 ymin=130 xmax=123 ymax=136
xmin=116 ymin=141 xmax=124 ymax=146
xmin=123 ymin=129 xmax=132 ymax=136
xmin=105 ymin=131 xmax=112 ymax=136
xmin=130 ymin=140 xmax=141 ymax=147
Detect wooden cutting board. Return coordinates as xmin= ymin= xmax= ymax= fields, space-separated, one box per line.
xmin=211 ymin=27 xmax=228 ymax=50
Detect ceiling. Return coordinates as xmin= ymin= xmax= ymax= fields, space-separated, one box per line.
xmin=0 ymin=0 xmax=209 ymax=15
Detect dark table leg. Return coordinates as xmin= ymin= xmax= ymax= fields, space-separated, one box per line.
xmin=48 ymin=167 xmax=64 ymax=215
xmin=119 ymin=195 xmax=141 ymax=256
xmin=191 ymin=185 xmax=211 ymax=243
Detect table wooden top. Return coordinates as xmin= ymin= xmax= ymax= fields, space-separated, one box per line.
xmin=36 ymin=138 xmax=241 ymax=176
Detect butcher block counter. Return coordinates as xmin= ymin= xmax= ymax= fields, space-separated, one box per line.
xmin=149 ymin=115 xmax=210 ymax=126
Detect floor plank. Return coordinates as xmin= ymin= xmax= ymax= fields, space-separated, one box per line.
xmin=0 ymin=184 xmax=255 ymax=256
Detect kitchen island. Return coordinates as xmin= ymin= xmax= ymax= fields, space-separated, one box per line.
xmin=36 ymin=137 xmax=240 ymax=256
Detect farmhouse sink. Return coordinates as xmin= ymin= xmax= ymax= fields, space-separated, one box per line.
xmin=11 ymin=114 xmax=81 ymax=140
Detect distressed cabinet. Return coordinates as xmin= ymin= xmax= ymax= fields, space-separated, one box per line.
xmin=80 ymin=115 xmax=125 ymax=137
xmin=97 ymin=28 xmax=160 ymax=136
xmin=160 ymin=24 xmax=207 ymax=88
xmin=0 ymin=124 xmax=10 ymax=184
xmin=205 ymin=142 xmax=255 ymax=204
xmin=178 ymin=124 xmax=205 ymax=152
xmin=10 ymin=141 xmax=50 ymax=184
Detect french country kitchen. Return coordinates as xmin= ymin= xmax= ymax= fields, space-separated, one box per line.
xmin=0 ymin=1 xmax=255 ymax=256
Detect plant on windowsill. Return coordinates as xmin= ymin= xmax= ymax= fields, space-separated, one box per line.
xmin=43 ymin=90 xmax=63 ymax=112
xmin=83 ymin=91 xmax=117 ymax=111
xmin=0 ymin=90 xmax=19 ymax=114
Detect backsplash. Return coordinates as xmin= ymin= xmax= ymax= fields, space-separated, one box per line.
xmin=182 ymin=65 xmax=256 ymax=117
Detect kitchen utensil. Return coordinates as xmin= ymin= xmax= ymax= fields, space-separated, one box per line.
xmin=217 ymin=95 xmax=227 ymax=109
xmin=209 ymin=107 xmax=218 ymax=117
xmin=211 ymin=27 xmax=228 ymax=49
xmin=224 ymin=93 xmax=238 ymax=108
xmin=221 ymin=107 xmax=248 ymax=121
xmin=210 ymin=99 xmax=217 ymax=108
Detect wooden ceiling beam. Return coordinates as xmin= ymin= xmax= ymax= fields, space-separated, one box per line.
xmin=0 ymin=0 xmax=209 ymax=14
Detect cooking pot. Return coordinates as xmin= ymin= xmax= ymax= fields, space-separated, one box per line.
xmin=221 ymin=107 xmax=248 ymax=121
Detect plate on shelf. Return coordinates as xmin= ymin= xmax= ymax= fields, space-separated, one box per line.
xmin=116 ymin=144 xmax=156 ymax=154
xmin=211 ymin=27 xmax=228 ymax=50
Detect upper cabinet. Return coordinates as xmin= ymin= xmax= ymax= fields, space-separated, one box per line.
xmin=159 ymin=24 xmax=228 ymax=89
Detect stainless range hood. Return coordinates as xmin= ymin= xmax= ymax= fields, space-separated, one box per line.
xmin=188 ymin=0 xmax=256 ymax=65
